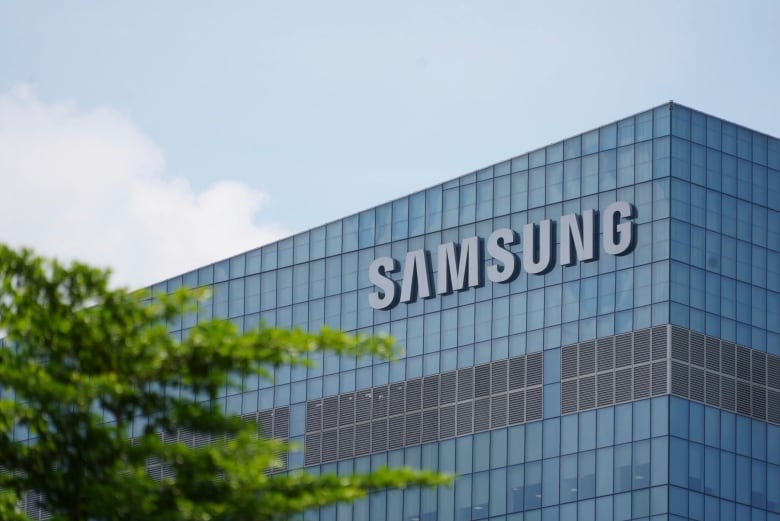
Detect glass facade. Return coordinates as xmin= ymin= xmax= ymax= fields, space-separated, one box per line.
xmin=666 ymin=105 xmax=780 ymax=354
xmin=116 ymin=103 xmax=780 ymax=520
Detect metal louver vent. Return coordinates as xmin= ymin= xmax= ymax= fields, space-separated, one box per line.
xmin=458 ymin=367 xmax=474 ymax=402
xmin=597 ymin=372 xmax=614 ymax=407
xmin=508 ymin=390 xmax=524 ymax=424
xmin=525 ymin=387 xmax=543 ymax=421
xmin=671 ymin=362 xmax=688 ymax=397
xmin=355 ymin=423 xmax=371 ymax=455
xmin=705 ymin=338 xmax=720 ymax=372
xmin=339 ymin=394 xmax=355 ymax=426
xmin=440 ymin=372 xmax=457 ymax=404
xmin=193 ymin=432 xmax=209 ymax=449
xmin=615 ymin=367 xmax=632 ymax=403
xmin=596 ymin=372 xmax=615 ymax=407
xmin=579 ymin=376 xmax=595 ymax=410
xmin=689 ymin=367 xmax=704 ymax=403
xmin=662 ymin=327 xmax=780 ymax=426
xmin=491 ymin=394 xmax=508 ymax=428
xmin=561 ymin=380 xmax=578 ymax=414
xmin=423 ymin=376 xmax=439 ymax=408
xmin=356 ymin=390 xmax=372 ymax=422
xmin=25 ymin=492 xmax=41 ymax=518
xmin=736 ymin=347 xmax=751 ymax=381
xmin=753 ymin=352 xmax=767 ymax=385
xmin=389 ymin=415 xmax=404 ymax=449
xmin=373 ymin=386 xmax=388 ymax=418
xmin=475 ymin=364 xmax=491 ymax=397
xmin=492 ymin=359 xmax=508 ymax=393
xmin=405 ymin=411 xmax=422 ymax=446
xmin=338 ymin=426 xmax=354 ymax=459
xmin=321 ymin=430 xmax=338 ymax=462
xmin=705 ymin=372 xmax=720 ymax=407
xmin=258 ymin=410 xmax=273 ymax=438
xmin=406 ymin=378 xmax=422 ymax=412
xmin=634 ymin=329 xmax=651 ymax=364
xmin=179 ymin=430 xmax=193 ymax=447
xmin=671 ymin=328 xmax=688 ymax=362
xmin=690 ymin=332 xmax=705 ymax=367
xmin=721 ymin=377 xmax=736 ymax=411
xmin=770 ymin=358 xmax=780 ymax=390
xmin=736 ymin=381 xmax=751 ymax=416
xmin=322 ymin=396 xmax=339 ymax=429
xmin=752 ymin=385 xmax=766 ymax=420
xmin=273 ymin=407 xmax=289 ymax=439
xmin=389 ymin=383 xmax=405 ymax=416
xmin=579 ymin=341 xmax=596 ymax=375
xmin=509 ymin=357 xmax=526 ymax=390
xmin=24 ymin=492 xmax=37 ymax=517
xmin=721 ymin=342 xmax=736 ymax=375
xmin=456 ymin=402 xmax=472 ymax=435
xmin=160 ymin=430 xmax=176 ymax=444
xmin=474 ymin=397 xmax=490 ymax=431
xmin=439 ymin=405 xmax=456 ymax=438
xmin=298 ymin=350 xmax=551 ymax=466
xmin=765 ymin=354 xmax=779 ymax=393
xmin=633 ymin=364 xmax=650 ymax=399
xmin=651 ymin=360 xmax=667 ymax=396
xmin=526 ymin=352 xmax=543 ymax=386
xmin=422 ymin=409 xmax=438 ymax=442
xmin=304 ymin=432 xmax=319 ymax=466
xmin=597 ymin=337 xmax=614 ymax=372
xmin=278 ymin=452 xmax=288 ymax=471
xmin=769 ymin=390 xmax=780 ymax=424
xmin=562 ymin=345 xmax=578 ymax=379
xmin=147 ymin=465 xmax=162 ymax=482
xmin=371 ymin=419 xmax=387 ymax=452
xmin=651 ymin=325 xmax=667 ymax=360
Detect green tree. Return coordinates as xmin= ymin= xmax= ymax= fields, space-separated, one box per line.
xmin=0 ymin=245 xmax=450 ymax=521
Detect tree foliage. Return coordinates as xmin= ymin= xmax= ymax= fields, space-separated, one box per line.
xmin=0 ymin=245 xmax=450 ymax=521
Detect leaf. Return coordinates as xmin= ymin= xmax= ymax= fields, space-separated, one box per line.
xmin=0 ymin=244 xmax=451 ymax=521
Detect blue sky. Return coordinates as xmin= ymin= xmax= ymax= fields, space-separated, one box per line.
xmin=1 ymin=1 xmax=778 ymax=288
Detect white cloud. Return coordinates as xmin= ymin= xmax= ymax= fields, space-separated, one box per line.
xmin=0 ymin=85 xmax=286 ymax=289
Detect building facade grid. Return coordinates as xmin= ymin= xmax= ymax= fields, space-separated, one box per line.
xmin=21 ymin=103 xmax=780 ymax=521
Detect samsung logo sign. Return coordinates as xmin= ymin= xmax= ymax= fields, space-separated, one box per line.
xmin=368 ymin=201 xmax=636 ymax=310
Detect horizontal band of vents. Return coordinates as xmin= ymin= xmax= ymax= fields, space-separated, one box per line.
xmin=305 ymin=352 xmax=542 ymax=433
xmin=137 ymin=406 xmax=290 ymax=460
xmin=670 ymin=326 xmax=780 ymax=390
xmin=669 ymin=325 xmax=780 ymax=426
xmin=561 ymin=361 xmax=667 ymax=415
xmin=133 ymin=406 xmax=292 ymax=486
xmin=671 ymin=361 xmax=780 ymax=424
xmin=303 ymin=388 xmax=542 ymax=465
xmin=560 ymin=326 xmax=668 ymax=415
xmin=561 ymin=325 xmax=668 ymax=380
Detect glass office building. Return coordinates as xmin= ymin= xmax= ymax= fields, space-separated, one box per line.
xmin=132 ymin=103 xmax=780 ymax=520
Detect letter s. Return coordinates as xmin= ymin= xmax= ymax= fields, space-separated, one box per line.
xmin=368 ymin=257 xmax=399 ymax=310
xmin=487 ymin=228 xmax=518 ymax=283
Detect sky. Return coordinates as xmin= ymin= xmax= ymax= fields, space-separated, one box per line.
xmin=1 ymin=1 xmax=779 ymax=289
